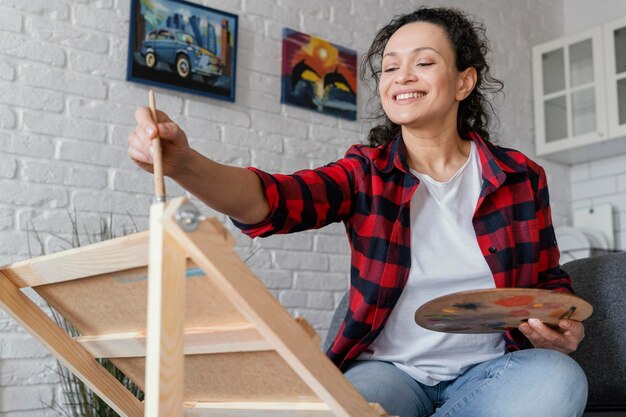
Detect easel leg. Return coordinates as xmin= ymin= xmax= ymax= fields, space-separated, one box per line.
xmin=145 ymin=202 xmax=186 ymax=417
xmin=0 ymin=272 xmax=144 ymax=417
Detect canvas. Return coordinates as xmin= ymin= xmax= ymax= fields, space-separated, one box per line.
xmin=281 ymin=28 xmax=358 ymax=120
xmin=127 ymin=0 xmax=238 ymax=102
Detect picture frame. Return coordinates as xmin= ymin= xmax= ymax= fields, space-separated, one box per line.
xmin=281 ymin=28 xmax=357 ymax=121
xmin=127 ymin=0 xmax=238 ymax=102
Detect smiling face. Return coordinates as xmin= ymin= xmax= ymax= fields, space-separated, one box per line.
xmin=379 ymin=21 xmax=474 ymax=135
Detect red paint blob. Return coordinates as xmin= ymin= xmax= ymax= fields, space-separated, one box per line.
xmin=509 ymin=309 xmax=531 ymax=317
xmin=494 ymin=295 xmax=535 ymax=307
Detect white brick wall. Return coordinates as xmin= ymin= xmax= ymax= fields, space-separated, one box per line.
xmin=570 ymin=154 xmax=626 ymax=250
xmin=0 ymin=0 xmax=567 ymax=415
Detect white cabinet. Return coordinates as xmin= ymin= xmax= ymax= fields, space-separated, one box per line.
xmin=532 ymin=16 xmax=626 ymax=165
xmin=605 ymin=16 xmax=626 ymax=139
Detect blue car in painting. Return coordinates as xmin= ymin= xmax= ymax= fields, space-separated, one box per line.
xmin=140 ymin=28 xmax=223 ymax=84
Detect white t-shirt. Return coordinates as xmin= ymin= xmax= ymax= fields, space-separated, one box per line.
xmin=360 ymin=141 xmax=505 ymax=386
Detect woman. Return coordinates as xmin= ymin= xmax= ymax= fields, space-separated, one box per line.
xmin=128 ymin=7 xmax=587 ymax=417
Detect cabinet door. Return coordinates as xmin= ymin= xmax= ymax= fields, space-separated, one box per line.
xmin=605 ymin=16 xmax=626 ymax=138
xmin=533 ymin=27 xmax=607 ymax=157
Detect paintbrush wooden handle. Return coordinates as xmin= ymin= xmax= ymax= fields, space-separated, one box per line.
xmin=148 ymin=90 xmax=166 ymax=203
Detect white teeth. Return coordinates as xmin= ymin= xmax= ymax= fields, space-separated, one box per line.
xmin=396 ymin=92 xmax=425 ymax=100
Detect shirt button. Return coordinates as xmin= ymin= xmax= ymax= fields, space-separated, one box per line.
xmin=488 ymin=246 xmax=497 ymax=253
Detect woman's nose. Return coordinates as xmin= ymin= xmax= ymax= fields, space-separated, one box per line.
xmin=395 ymin=66 xmax=416 ymax=84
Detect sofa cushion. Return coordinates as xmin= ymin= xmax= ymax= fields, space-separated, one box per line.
xmin=563 ymin=252 xmax=626 ymax=411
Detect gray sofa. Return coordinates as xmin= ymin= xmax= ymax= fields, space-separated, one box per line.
xmin=323 ymin=252 xmax=626 ymax=416
xmin=565 ymin=252 xmax=626 ymax=416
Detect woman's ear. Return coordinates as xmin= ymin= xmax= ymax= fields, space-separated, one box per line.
xmin=456 ymin=67 xmax=477 ymax=101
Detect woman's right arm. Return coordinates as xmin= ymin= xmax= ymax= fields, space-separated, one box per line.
xmin=127 ymin=107 xmax=270 ymax=224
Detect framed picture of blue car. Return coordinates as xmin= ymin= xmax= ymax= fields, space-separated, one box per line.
xmin=127 ymin=0 xmax=238 ymax=102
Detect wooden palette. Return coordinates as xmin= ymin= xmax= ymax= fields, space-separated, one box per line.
xmin=414 ymin=288 xmax=593 ymax=334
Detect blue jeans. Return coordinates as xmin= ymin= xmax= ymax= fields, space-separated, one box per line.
xmin=344 ymin=349 xmax=587 ymax=417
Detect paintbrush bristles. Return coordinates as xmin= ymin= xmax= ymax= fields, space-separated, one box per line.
xmin=148 ymin=90 xmax=166 ymax=203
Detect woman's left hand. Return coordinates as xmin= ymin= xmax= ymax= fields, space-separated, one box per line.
xmin=519 ymin=318 xmax=585 ymax=354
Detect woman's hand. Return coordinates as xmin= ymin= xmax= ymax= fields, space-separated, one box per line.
xmin=127 ymin=106 xmax=269 ymax=224
xmin=519 ymin=318 xmax=585 ymax=354
xmin=127 ymin=107 xmax=192 ymax=178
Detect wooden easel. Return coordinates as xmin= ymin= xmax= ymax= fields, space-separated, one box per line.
xmin=0 ymin=197 xmax=392 ymax=417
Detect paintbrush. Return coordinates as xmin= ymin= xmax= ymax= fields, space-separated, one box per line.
xmin=148 ymin=90 xmax=166 ymax=203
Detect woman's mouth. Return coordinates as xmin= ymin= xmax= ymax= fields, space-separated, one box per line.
xmin=394 ymin=91 xmax=426 ymax=101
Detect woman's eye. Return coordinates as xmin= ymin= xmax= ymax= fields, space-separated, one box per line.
xmin=417 ymin=62 xmax=433 ymax=67
xmin=383 ymin=67 xmax=398 ymax=73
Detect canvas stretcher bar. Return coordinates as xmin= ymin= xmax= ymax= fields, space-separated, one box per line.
xmin=182 ymin=401 xmax=391 ymax=417
xmin=76 ymin=317 xmax=318 ymax=359
xmin=75 ymin=323 xmax=272 ymax=358
xmin=2 ymin=231 xmax=150 ymax=288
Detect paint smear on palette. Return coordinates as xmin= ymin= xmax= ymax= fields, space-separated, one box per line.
xmin=494 ymin=295 xmax=535 ymax=307
xmin=537 ymin=302 xmax=566 ymax=310
xmin=432 ymin=323 xmax=472 ymax=331
xmin=452 ymin=302 xmax=482 ymax=311
xmin=482 ymin=321 xmax=506 ymax=329
xmin=508 ymin=309 xmax=531 ymax=317
xmin=426 ymin=315 xmax=459 ymax=322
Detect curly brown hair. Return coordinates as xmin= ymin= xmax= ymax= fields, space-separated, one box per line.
xmin=362 ymin=7 xmax=503 ymax=147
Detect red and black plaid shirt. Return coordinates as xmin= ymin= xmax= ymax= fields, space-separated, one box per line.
xmin=234 ymin=133 xmax=572 ymax=370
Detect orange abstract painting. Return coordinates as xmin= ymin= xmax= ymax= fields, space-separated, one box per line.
xmin=281 ymin=28 xmax=357 ymax=120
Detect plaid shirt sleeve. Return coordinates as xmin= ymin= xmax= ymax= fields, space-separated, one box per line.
xmin=532 ymin=165 xmax=572 ymax=292
xmin=504 ymin=163 xmax=573 ymax=351
xmin=231 ymin=146 xmax=366 ymax=237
